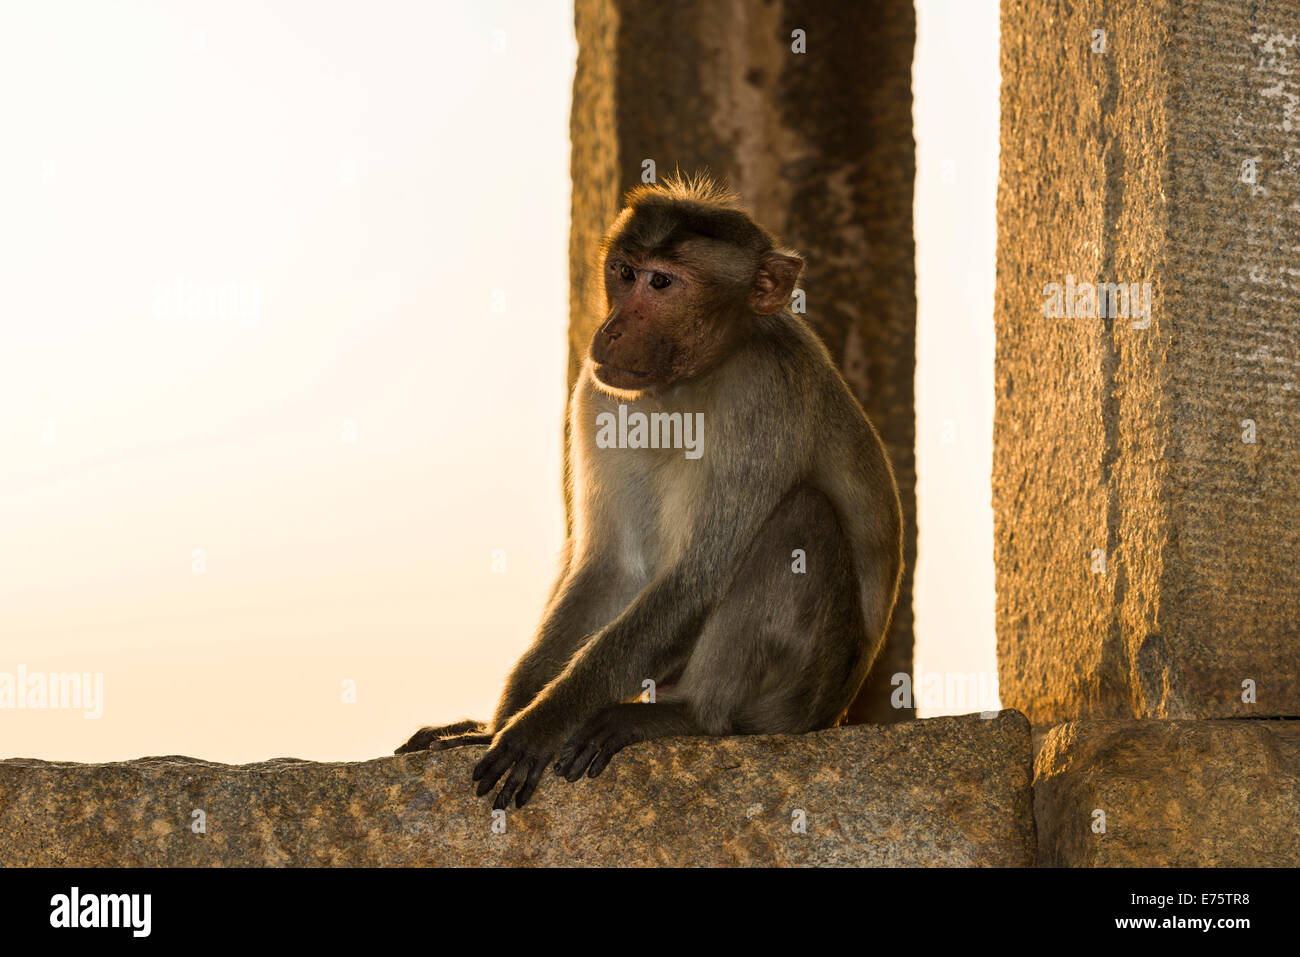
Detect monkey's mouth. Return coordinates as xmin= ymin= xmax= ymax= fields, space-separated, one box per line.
xmin=593 ymin=362 xmax=650 ymax=382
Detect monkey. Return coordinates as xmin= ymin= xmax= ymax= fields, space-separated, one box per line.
xmin=396 ymin=173 xmax=903 ymax=810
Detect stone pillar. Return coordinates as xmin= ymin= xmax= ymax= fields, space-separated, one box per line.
xmin=570 ymin=0 xmax=917 ymax=723
xmin=995 ymin=0 xmax=1300 ymax=723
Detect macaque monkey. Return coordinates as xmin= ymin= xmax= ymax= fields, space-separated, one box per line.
xmin=397 ymin=174 xmax=903 ymax=809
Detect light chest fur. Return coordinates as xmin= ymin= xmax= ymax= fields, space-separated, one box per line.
xmin=570 ymin=365 xmax=716 ymax=583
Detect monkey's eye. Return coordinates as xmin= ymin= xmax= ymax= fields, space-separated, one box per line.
xmin=649 ymin=273 xmax=672 ymax=290
xmin=618 ymin=264 xmax=636 ymax=282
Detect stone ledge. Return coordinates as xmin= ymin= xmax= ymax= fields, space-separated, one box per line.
xmin=1035 ymin=719 xmax=1300 ymax=866
xmin=1 ymin=711 xmax=1034 ymax=867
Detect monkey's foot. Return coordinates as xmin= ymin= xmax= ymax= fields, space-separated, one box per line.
xmin=394 ymin=719 xmax=490 ymax=754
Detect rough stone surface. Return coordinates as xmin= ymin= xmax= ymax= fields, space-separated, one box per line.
xmin=995 ymin=0 xmax=1300 ymax=723
xmin=570 ymin=0 xmax=917 ymax=723
xmin=1035 ymin=719 xmax=1300 ymax=866
xmin=0 ymin=712 xmax=1033 ymax=867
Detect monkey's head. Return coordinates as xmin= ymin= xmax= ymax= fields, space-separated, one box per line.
xmin=589 ymin=174 xmax=803 ymax=394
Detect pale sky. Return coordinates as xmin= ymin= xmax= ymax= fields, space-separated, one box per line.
xmin=0 ymin=0 xmax=998 ymax=763
xmin=912 ymin=0 xmax=1001 ymax=716
xmin=1 ymin=0 xmax=574 ymax=762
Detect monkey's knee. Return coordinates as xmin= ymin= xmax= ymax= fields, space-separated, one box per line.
xmin=731 ymin=484 xmax=851 ymax=593
xmin=679 ymin=484 xmax=859 ymax=735
xmin=772 ymin=485 xmax=844 ymax=538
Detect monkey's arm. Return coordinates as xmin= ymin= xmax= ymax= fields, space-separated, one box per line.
xmin=473 ymin=477 xmax=789 ymax=808
xmin=395 ymin=543 xmax=596 ymax=754
xmin=490 ymin=552 xmax=620 ymax=729
xmin=393 ymin=561 xmax=599 ymax=755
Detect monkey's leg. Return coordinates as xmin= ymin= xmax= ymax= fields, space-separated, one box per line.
xmin=554 ymin=701 xmax=703 ymax=780
xmin=394 ymin=719 xmax=491 ymax=754
xmin=676 ymin=483 xmax=867 ymax=736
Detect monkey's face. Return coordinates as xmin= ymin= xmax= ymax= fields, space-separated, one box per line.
xmin=590 ymin=246 xmax=745 ymax=394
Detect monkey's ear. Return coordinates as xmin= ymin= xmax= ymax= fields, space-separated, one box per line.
xmin=751 ymin=251 xmax=804 ymax=315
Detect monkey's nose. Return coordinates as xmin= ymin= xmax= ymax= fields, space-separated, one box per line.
xmin=605 ymin=329 xmax=622 ymax=340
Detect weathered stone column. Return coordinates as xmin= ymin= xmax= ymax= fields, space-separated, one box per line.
xmin=570 ymin=0 xmax=917 ymax=723
xmin=995 ymin=0 xmax=1300 ymax=723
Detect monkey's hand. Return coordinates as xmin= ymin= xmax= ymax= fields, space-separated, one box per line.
xmin=394 ymin=719 xmax=491 ymax=754
xmin=472 ymin=712 xmax=570 ymax=810
xmin=553 ymin=704 xmax=644 ymax=781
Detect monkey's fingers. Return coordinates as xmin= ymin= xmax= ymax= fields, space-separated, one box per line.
xmin=556 ymin=734 xmax=602 ymax=782
xmin=395 ymin=727 xmax=441 ymax=754
xmin=586 ymin=734 xmax=630 ymax=778
xmin=473 ymin=744 xmax=517 ymax=795
xmin=553 ymin=734 xmax=583 ymax=777
xmin=553 ymin=749 xmax=575 ymax=779
xmin=395 ymin=721 xmax=490 ymax=754
xmin=493 ymin=757 xmax=534 ymax=811
xmin=496 ymin=751 xmax=553 ymax=810
xmin=515 ymin=758 xmax=549 ymax=808
xmin=442 ymin=719 xmax=489 ymax=736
